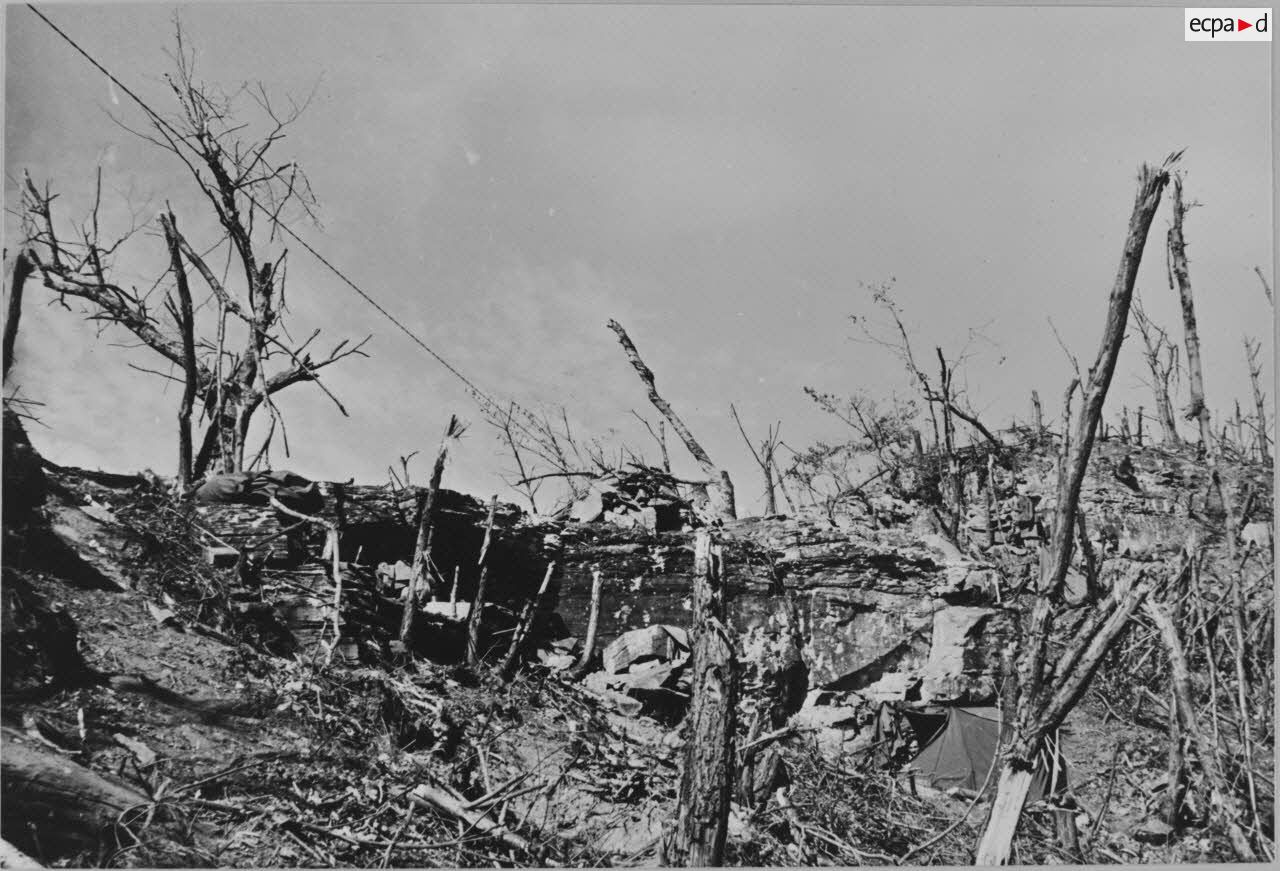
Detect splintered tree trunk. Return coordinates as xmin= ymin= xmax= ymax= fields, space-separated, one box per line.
xmin=937 ymin=349 xmax=962 ymax=534
xmin=399 ymin=416 xmax=459 ymax=645
xmin=608 ymin=320 xmax=736 ymax=521
xmin=978 ymin=767 xmax=1035 ymax=862
xmin=1145 ymin=599 xmax=1257 ymax=860
xmin=3 ymin=250 xmax=33 ymax=381
xmin=1031 ymin=390 xmax=1044 ymax=441
xmin=466 ymin=495 xmax=499 ymax=667
xmin=661 ymin=532 xmax=736 ymax=866
xmin=569 ymin=568 xmax=604 ymax=680
xmin=1245 ymin=338 xmax=1269 ymax=463
xmin=975 ymin=157 xmax=1176 ymax=866
xmin=762 ymin=459 xmax=777 ymax=516
xmin=161 ymin=212 xmax=198 ymax=489
xmin=500 ymin=561 xmax=556 ymax=679
xmin=1168 ymin=177 xmax=1212 ymax=447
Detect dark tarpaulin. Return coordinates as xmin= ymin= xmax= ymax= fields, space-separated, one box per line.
xmin=904 ymin=706 xmax=1067 ymax=801
xmin=194 ymin=470 xmax=323 ymax=515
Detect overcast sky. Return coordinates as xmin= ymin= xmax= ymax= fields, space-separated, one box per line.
xmin=4 ymin=3 xmax=1273 ymax=513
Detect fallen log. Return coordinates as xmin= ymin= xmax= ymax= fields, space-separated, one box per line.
xmin=408 ymin=782 xmax=531 ymax=854
xmin=1 ymin=727 xmax=168 ymax=858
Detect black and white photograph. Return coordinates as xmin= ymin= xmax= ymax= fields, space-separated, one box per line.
xmin=1 ymin=3 xmax=1274 ymax=867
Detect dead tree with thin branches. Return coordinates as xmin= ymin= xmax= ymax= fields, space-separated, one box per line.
xmin=1130 ymin=297 xmax=1182 ymax=446
xmin=15 ymin=26 xmax=368 ymax=480
xmin=729 ymin=404 xmax=782 ymax=515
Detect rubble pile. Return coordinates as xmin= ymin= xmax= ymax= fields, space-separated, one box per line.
xmin=565 ymin=465 xmax=691 ymax=532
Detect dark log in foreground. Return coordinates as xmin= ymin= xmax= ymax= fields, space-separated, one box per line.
xmin=661 ymin=531 xmax=736 ymax=866
xmin=0 ymin=727 xmax=203 ymax=860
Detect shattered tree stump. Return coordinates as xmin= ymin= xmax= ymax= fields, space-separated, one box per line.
xmin=660 ymin=531 xmax=736 ymax=867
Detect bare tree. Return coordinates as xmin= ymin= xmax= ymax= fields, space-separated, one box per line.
xmin=1130 ymin=296 xmax=1182 ymax=446
xmin=853 ymin=281 xmax=1002 ymax=451
xmin=478 ymin=399 xmax=612 ymax=514
xmin=632 ymin=410 xmax=672 ymax=473
xmin=975 ymin=154 xmax=1180 ymax=865
xmin=607 ymin=319 xmax=736 ymax=521
xmin=15 ymin=26 xmax=368 ymax=480
xmin=729 ymin=404 xmax=782 ymax=515
xmin=1167 ymin=175 xmax=1212 ymax=447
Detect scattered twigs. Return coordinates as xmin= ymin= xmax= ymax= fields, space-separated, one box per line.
xmin=1087 ymin=743 xmax=1122 ymax=856
xmin=1145 ymin=596 xmax=1257 ymax=861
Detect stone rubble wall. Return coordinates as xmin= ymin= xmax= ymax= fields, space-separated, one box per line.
xmin=191 ymin=441 xmax=1267 ymax=706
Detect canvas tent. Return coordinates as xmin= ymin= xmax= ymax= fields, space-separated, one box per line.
xmin=902 ymin=706 xmax=1067 ymax=801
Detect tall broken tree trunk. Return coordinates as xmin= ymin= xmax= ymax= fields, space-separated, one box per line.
xmin=1031 ymin=390 xmax=1044 ymax=442
xmin=608 ymin=320 xmax=736 ymax=521
xmin=160 ymin=211 xmax=199 ymax=490
xmin=399 ymin=415 xmax=462 ymax=645
xmin=660 ymin=531 xmax=736 ymax=867
xmin=3 ymin=250 xmax=33 ymax=381
xmin=1167 ymin=177 xmax=1212 ymax=448
xmin=974 ymin=155 xmax=1178 ymax=866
